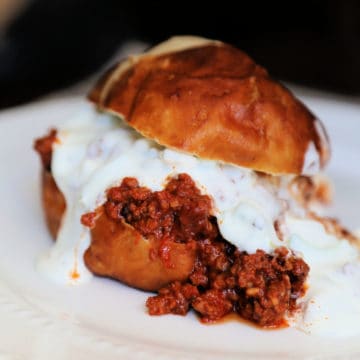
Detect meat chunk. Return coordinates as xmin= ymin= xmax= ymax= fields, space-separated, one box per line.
xmin=147 ymin=282 xmax=199 ymax=315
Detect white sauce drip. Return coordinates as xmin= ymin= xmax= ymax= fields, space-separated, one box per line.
xmin=38 ymin=104 xmax=360 ymax=337
xmin=302 ymin=141 xmax=320 ymax=175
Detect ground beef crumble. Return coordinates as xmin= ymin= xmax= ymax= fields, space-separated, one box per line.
xmin=103 ymin=174 xmax=218 ymax=266
xmin=85 ymin=173 xmax=310 ymax=327
xmin=148 ymin=246 xmax=308 ymax=326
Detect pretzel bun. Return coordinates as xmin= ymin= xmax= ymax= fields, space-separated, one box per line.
xmin=89 ymin=36 xmax=329 ymax=175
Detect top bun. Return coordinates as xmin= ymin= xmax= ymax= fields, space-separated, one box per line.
xmin=89 ymin=36 xmax=329 ymax=175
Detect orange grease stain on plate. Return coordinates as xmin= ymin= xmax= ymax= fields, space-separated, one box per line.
xmin=70 ymin=268 xmax=80 ymax=280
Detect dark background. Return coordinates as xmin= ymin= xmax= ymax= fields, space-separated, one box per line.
xmin=1 ymin=0 xmax=359 ymax=109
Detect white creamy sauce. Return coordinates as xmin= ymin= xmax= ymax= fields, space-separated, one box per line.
xmin=39 ymin=104 xmax=360 ymax=337
xmin=302 ymin=141 xmax=320 ymax=175
xmin=286 ymin=215 xmax=360 ymax=336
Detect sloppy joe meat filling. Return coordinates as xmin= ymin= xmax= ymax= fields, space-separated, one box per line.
xmin=83 ymin=173 xmax=309 ymax=327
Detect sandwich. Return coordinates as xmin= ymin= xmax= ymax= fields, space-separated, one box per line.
xmin=34 ymin=36 xmax=360 ymax=335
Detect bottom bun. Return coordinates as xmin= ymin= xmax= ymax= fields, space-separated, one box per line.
xmin=41 ymin=171 xmax=196 ymax=291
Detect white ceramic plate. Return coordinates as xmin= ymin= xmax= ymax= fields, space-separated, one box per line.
xmin=0 ymin=91 xmax=359 ymax=360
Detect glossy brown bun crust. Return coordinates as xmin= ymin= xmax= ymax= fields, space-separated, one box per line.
xmin=42 ymin=171 xmax=195 ymax=291
xmin=89 ymin=36 xmax=329 ymax=175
